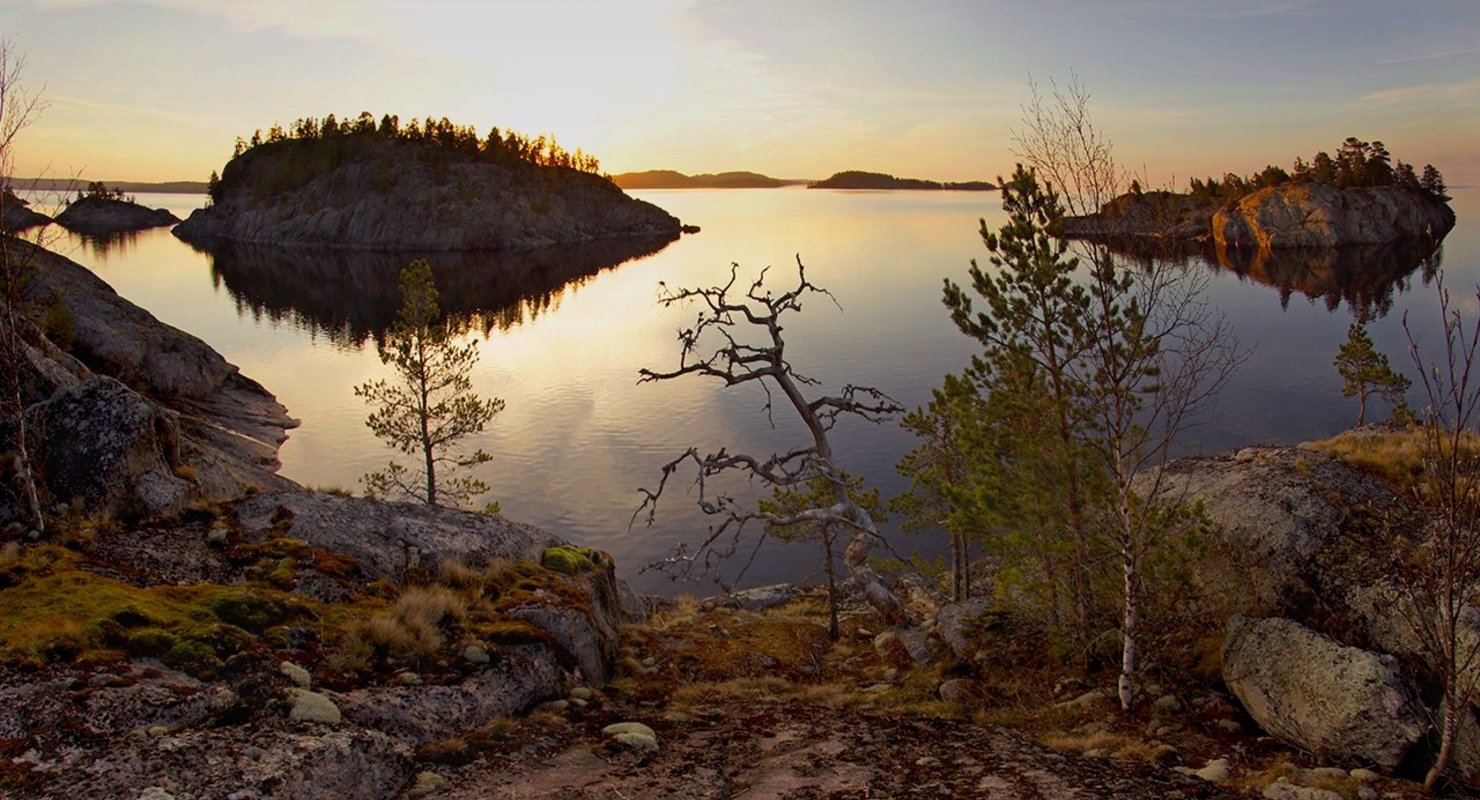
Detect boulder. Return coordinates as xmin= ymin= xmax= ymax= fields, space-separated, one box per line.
xmin=934 ymin=597 xmax=998 ymax=659
xmin=1152 ymin=446 xmax=1405 ymax=618
xmin=1213 ymin=182 xmax=1454 ymax=249
xmin=22 ymin=376 xmax=190 ymax=518
xmin=232 ymin=491 xmax=557 ymax=581
xmin=702 ymin=582 xmax=802 ymax=612
xmin=1 ymin=190 xmax=50 ymax=232
xmin=1222 ymin=615 xmax=1423 ymax=770
xmin=54 ymin=195 xmax=180 ymax=236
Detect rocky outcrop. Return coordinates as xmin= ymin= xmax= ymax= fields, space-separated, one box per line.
xmin=1222 ymin=615 xmax=1424 ymax=771
xmin=174 ymin=137 xmax=680 ymax=250
xmin=24 ymin=376 xmax=189 ymax=518
xmin=5 ymin=237 xmax=297 ymax=509
xmin=1213 ymin=183 xmax=1454 ymax=249
xmin=2 ymin=189 xmax=51 ymax=232
xmin=1058 ymin=191 xmax=1213 ymax=241
xmin=1153 ymin=446 xmax=1405 ymax=618
xmin=55 ymin=195 xmax=180 ymax=236
xmin=232 ymin=491 xmax=556 ymax=579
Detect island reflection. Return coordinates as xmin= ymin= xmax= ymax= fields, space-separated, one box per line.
xmin=1086 ymin=236 xmax=1444 ymax=322
xmin=197 ymin=234 xmax=679 ymax=346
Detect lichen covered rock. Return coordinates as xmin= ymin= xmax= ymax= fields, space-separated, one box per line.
xmin=1213 ymin=182 xmax=1453 ymax=249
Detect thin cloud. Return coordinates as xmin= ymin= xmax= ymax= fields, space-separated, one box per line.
xmin=1362 ymin=77 xmax=1480 ymax=105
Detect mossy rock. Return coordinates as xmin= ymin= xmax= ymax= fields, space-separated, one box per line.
xmin=541 ymin=545 xmax=596 ymax=575
xmin=83 ymin=618 xmax=130 ymax=649
xmin=203 ymin=587 xmax=313 ymax=632
xmin=126 ymin=628 xmax=179 ymax=658
xmin=163 ymin=639 xmax=223 ymax=679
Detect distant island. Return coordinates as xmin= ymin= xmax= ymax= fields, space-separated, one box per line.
xmin=808 ymin=171 xmax=996 ymax=191
xmin=175 ymin=113 xmax=680 ymax=251
xmin=9 ymin=177 xmax=208 ymax=194
xmin=611 ymin=170 xmax=808 ymax=189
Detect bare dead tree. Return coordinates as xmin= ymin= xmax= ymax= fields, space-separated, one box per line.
xmin=1389 ymin=275 xmax=1480 ymax=792
xmin=631 ymin=258 xmax=906 ymax=622
xmin=0 ymin=39 xmax=49 ymax=537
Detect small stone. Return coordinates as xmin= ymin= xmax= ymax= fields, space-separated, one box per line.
xmin=146 ymin=725 xmax=170 ymax=738
xmin=1311 ymin=767 xmax=1347 ymax=780
xmin=603 ymin=721 xmax=658 ymax=752
xmin=287 ymin=688 xmax=341 ymax=725
xmin=205 ymin=527 xmax=230 ymax=547
xmin=137 ymin=789 xmax=176 ymax=800
xmin=278 ymin=661 xmax=312 ymax=688
xmin=1214 ymin=718 xmax=1242 ymax=734
xmin=540 ymin=700 xmax=569 ymax=713
xmin=1195 ymin=758 xmax=1231 ymax=783
xmin=1350 ymin=768 xmax=1379 ymax=783
xmin=569 ymin=697 xmax=588 ymax=708
xmin=408 ymin=771 xmax=447 ymax=798
xmin=665 ymin=711 xmax=692 ymax=723
xmin=938 ymin=678 xmax=985 ymax=706
xmin=641 ymin=656 xmax=657 ymax=668
xmin=882 ymin=667 xmax=899 ymax=682
xmin=570 ymin=687 xmax=594 ymax=701
xmin=1152 ymin=694 xmax=1183 ymax=715
xmin=461 ymin=644 xmax=491 ymax=665
xmin=394 ymin=671 xmax=423 ymax=686
xmin=1356 ymin=788 xmax=1377 ymax=800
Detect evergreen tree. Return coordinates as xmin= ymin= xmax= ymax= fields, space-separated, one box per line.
xmin=356 ymin=260 xmax=504 ymax=509
xmin=1335 ymin=323 xmax=1410 ymax=426
xmin=1421 ymin=164 xmax=1449 ymax=200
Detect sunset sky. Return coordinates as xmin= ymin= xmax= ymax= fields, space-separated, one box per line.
xmin=7 ymin=0 xmax=1479 ymax=186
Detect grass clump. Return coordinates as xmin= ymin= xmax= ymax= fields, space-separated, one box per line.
xmin=540 ymin=545 xmax=600 ymax=575
xmin=1307 ymin=426 xmax=1480 ymax=492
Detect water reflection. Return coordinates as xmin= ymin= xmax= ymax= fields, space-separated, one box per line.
xmin=1089 ymin=237 xmax=1444 ymax=322
xmin=197 ymin=235 xmax=679 ymax=346
xmin=1211 ymin=238 xmax=1442 ymax=322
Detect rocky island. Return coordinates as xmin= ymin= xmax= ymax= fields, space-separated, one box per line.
xmin=610 ymin=169 xmax=806 ymax=189
xmin=1058 ymin=138 xmax=1455 ymax=249
xmin=174 ymin=115 xmax=681 ymax=250
xmin=808 ymin=170 xmax=995 ymax=191
xmin=55 ymin=191 xmax=181 ymax=237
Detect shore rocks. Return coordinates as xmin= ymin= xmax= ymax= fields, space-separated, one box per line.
xmin=175 ymin=137 xmax=680 ymax=250
xmin=1223 ymin=615 xmax=1423 ymax=770
xmin=1213 ymin=183 xmax=1454 ymax=249
xmin=55 ymin=195 xmax=180 ymax=236
xmin=2 ymin=190 xmax=51 ymax=232
xmin=24 ymin=376 xmax=190 ymax=518
xmin=1058 ymin=191 xmax=1213 ymax=241
xmin=1152 ymin=446 xmax=1404 ymax=618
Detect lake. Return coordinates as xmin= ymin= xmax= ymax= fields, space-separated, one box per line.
xmin=37 ymin=187 xmax=1476 ymax=595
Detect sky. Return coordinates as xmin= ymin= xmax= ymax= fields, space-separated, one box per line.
xmin=4 ymin=0 xmax=1479 ymax=186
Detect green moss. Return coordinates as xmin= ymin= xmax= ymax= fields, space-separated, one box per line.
xmin=540 ymin=545 xmax=595 ymax=575
xmin=126 ymin=628 xmax=179 ymax=658
xmin=163 ymin=639 xmax=223 ymax=679
xmin=202 ymin=587 xmax=314 ymax=632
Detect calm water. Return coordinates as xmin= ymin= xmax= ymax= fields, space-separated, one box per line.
xmin=35 ymin=188 xmax=1476 ymax=594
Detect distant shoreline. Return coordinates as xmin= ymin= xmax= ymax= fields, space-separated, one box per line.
xmin=6 ymin=177 xmax=208 ymax=195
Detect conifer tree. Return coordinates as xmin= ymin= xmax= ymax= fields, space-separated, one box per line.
xmin=356 ymin=260 xmax=504 ymax=509
xmin=1335 ymin=323 xmax=1410 ymax=426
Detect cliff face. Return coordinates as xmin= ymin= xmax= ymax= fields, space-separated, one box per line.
xmin=1212 ymin=182 xmax=1455 ymax=249
xmin=175 ymin=138 xmax=680 ymax=250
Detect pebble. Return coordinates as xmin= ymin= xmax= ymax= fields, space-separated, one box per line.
xmin=1349 ymin=768 xmax=1378 ymax=783
xmin=570 ymin=687 xmax=594 ymax=701
xmin=603 ymin=721 xmax=659 ymax=752
xmin=278 ymin=661 xmax=312 ymax=688
xmin=287 ymin=689 xmax=341 ymax=725
xmin=205 ymin=527 xmax=230 ymax=547
xmin=1195 ymin=758 xmax=1231 ymax=783
xmin=462 ymin=644 xmax=491 ymax=665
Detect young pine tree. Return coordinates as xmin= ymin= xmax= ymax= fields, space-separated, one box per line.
xmin=1335 ymin=323 xmax=1410 ymax=426
xmin=356 ymin=260 xmax=504 ymax=510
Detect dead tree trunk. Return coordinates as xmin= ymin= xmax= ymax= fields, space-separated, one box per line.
xmin=632 ymin=259 xmax=905 ymax=622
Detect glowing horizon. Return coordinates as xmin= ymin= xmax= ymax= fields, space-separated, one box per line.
xmin=8 ymin=0 xmax=1479 ymax=188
